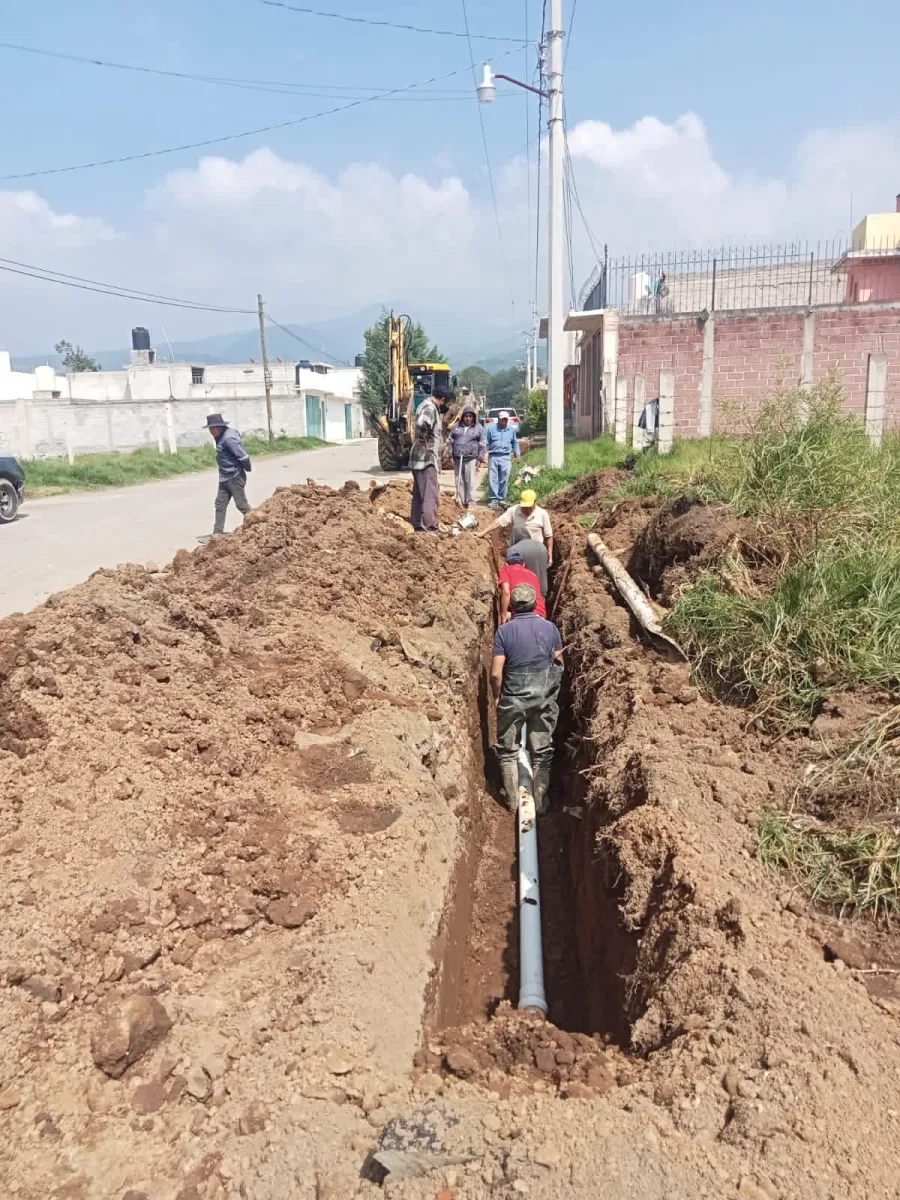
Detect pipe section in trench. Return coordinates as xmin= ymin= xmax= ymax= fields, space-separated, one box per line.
xmin=517 ymin=727 xmax=547 ymax=1015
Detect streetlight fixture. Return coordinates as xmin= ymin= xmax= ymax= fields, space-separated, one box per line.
xmin=477 ymin=0 xmax=565 ymax=469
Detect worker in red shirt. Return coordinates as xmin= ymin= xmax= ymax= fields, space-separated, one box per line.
xmin=498 ymin=548 xmax=546 ymax=623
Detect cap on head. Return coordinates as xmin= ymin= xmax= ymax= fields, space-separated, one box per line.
xmin=520 ymin=489 xmax=537 ymax=507
xmin=509 ymin=583 xmax=537 ymax=613
xmin=506 ymin=549 xmax=525 ymax=565
xmin=498 ymin=410 xmax=510 ymax=421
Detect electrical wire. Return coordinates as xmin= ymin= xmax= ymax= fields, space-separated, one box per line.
xmin=0 ymin=258 xmax=254 ymax=313
xmin=0 ymin=40 xmax=480 ymax=99
xmin=524 ymin=0 xmax=532 ymax=321
xmin=261 ymin=0 xmax=530 ymax=42
xmin=0 ymin=45 xmax=523 ymax=181
xmin=460 ymin=0 xmax=516 ymax=326
xmin=563 ymin=102 xmax=604 ymax=277
xmin=564 ymin=0 xmax=577 ymax=66
xmin=265 ymin=313 xmax=349 ymax=366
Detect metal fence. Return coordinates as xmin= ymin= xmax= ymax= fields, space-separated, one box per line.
xmin=580 ymin=239 xmax=900 ymax=316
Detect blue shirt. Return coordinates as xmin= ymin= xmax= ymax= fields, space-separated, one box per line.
xmin=485 ymin=424 xmax=520 ymax=458
xmin=493 ymin=613 xmax=562 ymax=669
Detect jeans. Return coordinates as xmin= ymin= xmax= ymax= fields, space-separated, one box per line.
xmin=495 ymin=665 xmax=562 ymax=769
xmin=453 ymin=457 xmax=479 ymax=507
xmin=214 ymin=473 xmax=251 ymax=534
xmin=488 ymin=455 xmax=511 ymax=504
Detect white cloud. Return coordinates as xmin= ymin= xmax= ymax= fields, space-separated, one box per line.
xmin=1 ymin=112 xmax=899 ymax=352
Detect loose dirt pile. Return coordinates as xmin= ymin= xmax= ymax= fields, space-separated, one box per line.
xmin=5 ymin=470 xmax=900 ymax=1199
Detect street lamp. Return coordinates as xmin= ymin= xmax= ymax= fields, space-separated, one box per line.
xmin=477 ymin=0 xmax=565 ymax=469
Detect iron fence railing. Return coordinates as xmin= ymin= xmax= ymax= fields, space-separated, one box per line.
xmin=580 ymin=239 xmax=900 ymax=316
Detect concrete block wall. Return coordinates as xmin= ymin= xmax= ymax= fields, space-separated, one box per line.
xmin=581 ymin=302 xmax=900 ymax=440
xmin=0 ymin=394 xmax=345 ymax=460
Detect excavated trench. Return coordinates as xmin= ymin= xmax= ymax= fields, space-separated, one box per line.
xmin=423 ymin=528 xmax=647 ymax=1069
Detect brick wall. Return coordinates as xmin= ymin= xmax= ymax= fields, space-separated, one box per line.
xmin=577 ymin=302 xmax=900 ymax=438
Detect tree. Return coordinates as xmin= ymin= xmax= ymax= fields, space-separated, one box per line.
xmin=55 ymin=340 xmax=100 ymax=372
xmin=526 ymin=387 xmax=547 ymax=432
xmin=486 ymin=365 xmax=527 ymax=412
xmin=458 ymin=365 xmax=490 ymax=396
xmin=359 ymin=309 xmax=443 ymax=417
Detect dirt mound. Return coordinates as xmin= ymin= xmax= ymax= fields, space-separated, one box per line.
xmin=547 ymin=468 xmax=625 ymax=516
xmin=550 ymin=507 xmax=900 ymax=1198
xmin=0 ymin=480 xmax=497 ymax=1198
xmin=628 ymin=495 xmax=752 ymax=602
xmin=425 ymin=1006 xmax=634 ymax=1098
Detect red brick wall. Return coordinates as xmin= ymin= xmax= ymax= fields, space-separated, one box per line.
xmin=616 ymin=316 xmax=704 ymax=436
xmin=578 ymin=304 xmax=900 ymax=437
xmin=712 ymin=311 xmax=805 ymax=429
xmin=813 ymin=307 xmax=900 ymax=421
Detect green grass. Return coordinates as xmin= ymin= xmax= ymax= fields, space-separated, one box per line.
xmin=757 ymin=811 xmax=900 ymax=919
xmin=24 ymin=436 xmax=329 ymax=495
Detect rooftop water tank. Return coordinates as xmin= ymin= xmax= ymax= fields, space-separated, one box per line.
xmin=132 ymin=327 xmax=151 ymax=351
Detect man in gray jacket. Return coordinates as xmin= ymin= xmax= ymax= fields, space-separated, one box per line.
xmin=206 ymin=413 xmax=252 ymax=535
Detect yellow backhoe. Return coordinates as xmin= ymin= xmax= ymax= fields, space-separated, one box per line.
xmin=374 ymin=313 xmax=459 ymax=470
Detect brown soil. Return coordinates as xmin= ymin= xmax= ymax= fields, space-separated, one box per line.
xmin=546 ymin=467 xmax=625 ymax=516
xmin=6 ymin=471 xmax=900 ymax=1199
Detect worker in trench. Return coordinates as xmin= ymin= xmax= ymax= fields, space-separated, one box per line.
xmin=490 ymin=583 xmax=564 ymax=816
xmin=480 ymin=488 xmax=554 ymax=568
xmin=497 ymin=547 xmax=547 ymax=623
xmin=206 ymin=413 xmax=252 ymax=537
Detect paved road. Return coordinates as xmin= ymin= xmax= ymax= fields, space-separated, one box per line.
xmin=1 ymin=439 xmax=405 ymax=618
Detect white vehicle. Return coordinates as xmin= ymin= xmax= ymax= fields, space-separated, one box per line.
xmin=484 ymin=408 xmax=520 ymax=429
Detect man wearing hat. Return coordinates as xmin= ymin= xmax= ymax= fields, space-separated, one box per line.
xmin=497 ymin=547 xmax=546 ymax=623
xmin=206 ymin=414 xmax=252 ymax=535
xmin=480 ymin=488 xmax=554 ymax=566
xmin=490 ymin=582 xmax=564 ymax=816
xmin=484 ymin=410 xmax=520 ymax=508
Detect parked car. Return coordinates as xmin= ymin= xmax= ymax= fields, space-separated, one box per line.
xmin=484 ymin=408 xmax=521 ymax=429
xmin=0 ymin=456 xmax=25 ymax=524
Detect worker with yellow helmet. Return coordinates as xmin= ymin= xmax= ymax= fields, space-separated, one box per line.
xmin=479 ymin=487 xmax=554 ymax=568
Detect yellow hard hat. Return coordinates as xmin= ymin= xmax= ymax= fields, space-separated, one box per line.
xmin=520 ymin=489 xmax=537 ymax=506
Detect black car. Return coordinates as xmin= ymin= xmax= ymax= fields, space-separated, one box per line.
xmin=0 ymin=456 xmax=25 ymax=524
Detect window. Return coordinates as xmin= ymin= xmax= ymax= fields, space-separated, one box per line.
xmin=191 ymin=366 xmax=204 ymax=385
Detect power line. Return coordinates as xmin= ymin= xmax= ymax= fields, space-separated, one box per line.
xmin=0 ymin=40 xmax=488 ymax=100
xmin=0 ymin=258 xmax=254 ymax=313
xmin=265 ymin=313 xmax=349 ymax=366
xmin=261 ymin=0 xmax=530 ymax=42
xmin=461 ymin=0 xmax=515 ymax=325
xmin=563 ymin=103 xmax=604 ymax=276
xmin=564 ymin=0 xmax=577 ymax=66
xmin=0 ymin=45 xmax=523 ymax=181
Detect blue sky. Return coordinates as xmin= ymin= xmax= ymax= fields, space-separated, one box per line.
xmin=0 ymin=0 xmax=898 ymax=353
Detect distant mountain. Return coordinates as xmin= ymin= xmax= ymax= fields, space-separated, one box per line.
xmin=11 ymin=305 xmax=531 ymax=375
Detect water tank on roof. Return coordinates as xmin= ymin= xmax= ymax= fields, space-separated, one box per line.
xmin=354 ymin=353 xmax=365 ymax=368
xmin=131 ymin=327 xmax=151 ymax=351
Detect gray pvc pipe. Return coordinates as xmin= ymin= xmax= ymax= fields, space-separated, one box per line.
xmin=517 ymin=727 xmax=548 ymax=1015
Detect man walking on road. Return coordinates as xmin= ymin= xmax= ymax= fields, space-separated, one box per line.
xmin=207 ymin=414 xmax=252 ymax=536
xmin=491 ymin=583 xmax=563 ymax=816
xmin=485 ymin=411 xmax=520 ymax=508
xmin=410 ymin=392 xmax=441 ymax=532
xmin=481 ymin=489 xmax=554 ymax=567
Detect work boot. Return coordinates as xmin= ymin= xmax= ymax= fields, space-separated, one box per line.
xmin=532 ymin=765 xmax=551 ymax=817
xmin=498 ymin=759 xmax=520 ymax=813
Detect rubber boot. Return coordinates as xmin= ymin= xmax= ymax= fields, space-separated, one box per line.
xmin=498 ymin=759 xmax=520 ymax=813
xmin=532 ymin=765 xmax=551 ymax=817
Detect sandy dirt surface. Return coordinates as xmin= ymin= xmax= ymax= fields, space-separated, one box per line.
xmin=0 ymin=439 xmax=427 ymax=619
xmin=3 ymin=469 xmax=900 ymax=1199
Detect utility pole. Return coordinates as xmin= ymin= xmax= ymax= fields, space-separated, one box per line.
xmin=257 ymin=293 xmax=274 ymax=446
xmin=546 ymin=0 xmax=565 ymax=468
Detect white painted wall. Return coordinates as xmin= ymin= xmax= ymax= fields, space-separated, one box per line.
xmin=0 ymin=353 xmax=364 ymax=459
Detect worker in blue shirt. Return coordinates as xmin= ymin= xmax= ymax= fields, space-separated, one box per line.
xmin=484 ymin=411 xmax=521 ymax=508
xmin=490 ymin=583 xmax=564 ymax=816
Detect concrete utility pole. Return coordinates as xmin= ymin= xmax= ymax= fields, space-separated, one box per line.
xmin=257 ymin=294 xmax=275 ymax=446
xmin=477 ymin=6 xmax=566 ymax=466
xmin=546 ymin=0 xmax=565 ymax=468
